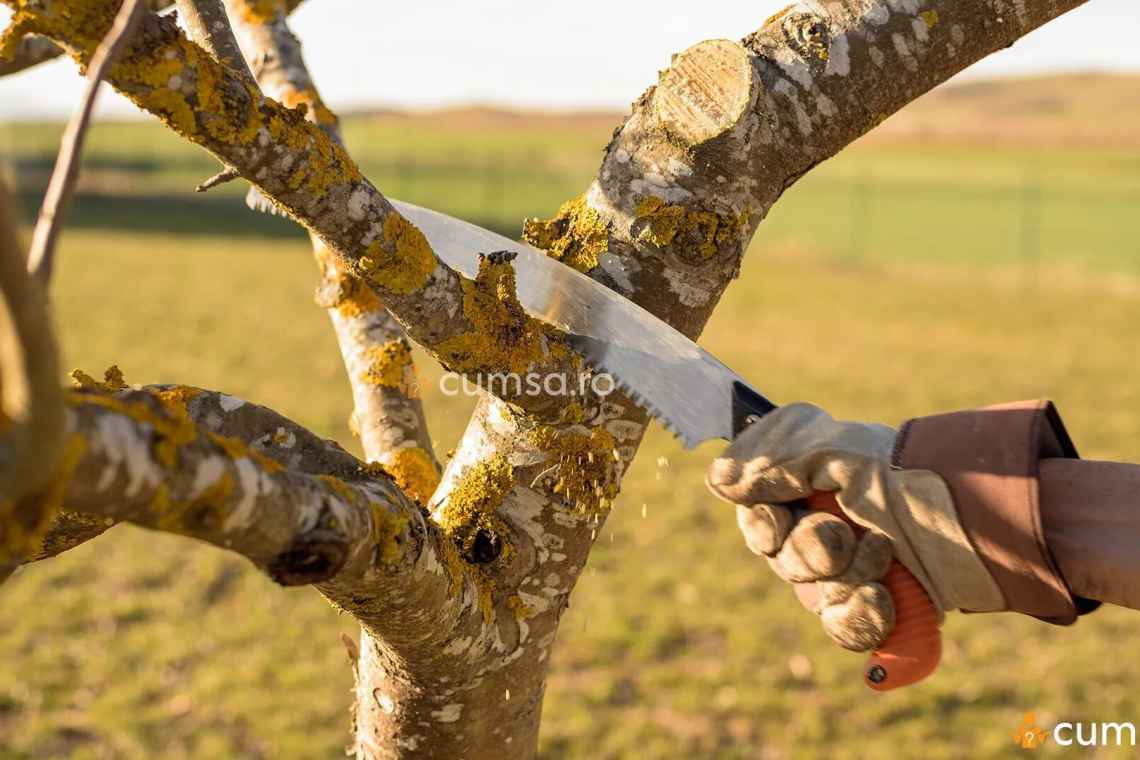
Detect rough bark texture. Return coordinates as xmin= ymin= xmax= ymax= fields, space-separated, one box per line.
xmin=0 ymin=0 xmax=1087 ymax=757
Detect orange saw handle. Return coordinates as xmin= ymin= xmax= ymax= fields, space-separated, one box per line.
xmin=805 ymin=491 xmax=942 ymax=691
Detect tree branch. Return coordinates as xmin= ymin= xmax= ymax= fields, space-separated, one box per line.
xmin=0 ymin=34 xmax=62 ymax=77
xmin=224 ymin=0 xmax=441 ymax=497
xmin=24 ymin=0 xmax=145 ymax=283
xmin=11 ymin=1 xmax=586 ymax=421
xmin=0 ymin=0 xmax=309 ymax=78
xmin=12 ymin=380 xmax=385 ymax=569
xmin=25 ymin=384 xmax=428 ymax=586
xmin=175 ymin=0 xmax=254 ymax=83
xmin=0 ymin=180 xmax=65 ymax=565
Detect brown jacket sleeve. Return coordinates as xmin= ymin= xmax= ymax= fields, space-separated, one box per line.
xmin=893 ymin=401 xmax=1100 ymax=625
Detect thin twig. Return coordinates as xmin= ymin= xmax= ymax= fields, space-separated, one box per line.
xmin=175 ymin=0 xmax=257 ymax=85
xmin=196 ymin=166 xmax=241 ymax=193
xmin=0 ymin=180 xmax=65 ymax=565
xmin=25 ymin=0 xmax=146 ymax=284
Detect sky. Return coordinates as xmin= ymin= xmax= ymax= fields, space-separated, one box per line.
xmin=0 ymin=1 xmax=1137 ymax=119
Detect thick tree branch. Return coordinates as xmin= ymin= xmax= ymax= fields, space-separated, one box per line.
xmin=9 ymin=0 xmax=583 ymax=420
xmin=26 ymin=384 xmax=427 ymax=586
xmin=14 ymin=379 xmax=382 ymax=567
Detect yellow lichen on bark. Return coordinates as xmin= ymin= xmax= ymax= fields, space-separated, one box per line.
xmin=314 ymin=242 xmax=384 ymax=318
xmin=437 ymin=253 xmax=557 ymax=375
xmin=530 ymin=426 xmax=621 ymax=515
xmin=25 ymin=2 xmax=360 ymax=203
xmin=369 ymin=503 xmax=409 ymax=566
xmin=357 ymin=213 xmax=437 ymax=296
xmin=153 ymin=471 xmax=235 ymax=536
xmin=70 ymin=365 xmax=128 ymax=393
xmin=0 ymin=434 xmax=87 ymax=562
xmin=280 ymin=85 xmax=339 ymax=129
xmin=69 ymin=386 xmax=199 ymax=470
xmin=435 ymin=454 xmax=514 ymax=552
xmin=149 ymin=385 xmax=203 ymax=414
xmin=231 ymin=0 xmax=286 ymax=25
xmin=523 ymin=195 xmax=610 ymax=273
xmin=635 ymin=196 xmax=749 ymax=261
xmin=372 ymin=447 xmax=439 ymax=507
xmin=208 ymin=432 xmax=285 ymax=473
xmin=360 ymin=340 xmax=418 ymax=396
xmin=1 ymin=1 xmax=115 ymax=64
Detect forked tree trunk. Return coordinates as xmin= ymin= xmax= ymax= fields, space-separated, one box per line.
xmin=0 ymin=0 xmax=1086 ymax=757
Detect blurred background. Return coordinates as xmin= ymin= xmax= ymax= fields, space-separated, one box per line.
xmin=1 ymin=2 xmax=1139 ymax=759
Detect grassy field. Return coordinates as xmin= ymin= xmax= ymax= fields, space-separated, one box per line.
xmin=1 ymin=75 xmax=1140 ymax=759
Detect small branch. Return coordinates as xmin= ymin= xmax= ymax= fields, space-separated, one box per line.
xmin=24 ymin=0 xmax=145 ymax=284
xmin=195 ymin=165 xmax=241 ymax=192
xmin=175 ymin=0 xmax=256 ymax=85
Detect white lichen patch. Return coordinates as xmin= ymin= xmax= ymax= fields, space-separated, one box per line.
xmin=93 ymin=414 xmax=164 ymax=497
xmin=223 ymin=457 xmax=262 ymax=531
xmin=825 ymin=33 xmax=851 ymax=76
xmin=347 ymin=188 xmax=370 ymax=221
xmin=431 ymin=703 xmax=463 ymax=723
xmin=218 ymin=394 xmax=246 ymax=413
xmin=663 ymin=267 xmax=713 ymax=308
xmin=189 ymin=457 xmax=227 ymax=499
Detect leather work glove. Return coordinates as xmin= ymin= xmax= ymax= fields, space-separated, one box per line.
xmin=706 ymin=403 xmax=1006 ymax=652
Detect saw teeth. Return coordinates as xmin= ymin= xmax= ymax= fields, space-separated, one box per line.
xmin=245 ymin=186 xmax=284 ymax=216
xmin=585 ymin=358 xmax=696 ymax=449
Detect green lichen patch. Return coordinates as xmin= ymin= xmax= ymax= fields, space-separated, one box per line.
xmin=523 ymin=195 xmax=611 ymax=273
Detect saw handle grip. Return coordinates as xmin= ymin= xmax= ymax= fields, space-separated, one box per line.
xmin=805 ymin=492 xmax=942 ymax=691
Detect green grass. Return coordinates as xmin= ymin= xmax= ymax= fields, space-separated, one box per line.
xmin=1 ymin=111 xmax=1139 ymax=759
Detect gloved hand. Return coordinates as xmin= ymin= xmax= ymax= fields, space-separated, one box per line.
xmin=706 ymin=404 xmax=1006 ymax=652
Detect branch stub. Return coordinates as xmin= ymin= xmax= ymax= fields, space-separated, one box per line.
xmin=652 ymin=39 xmax=754 ymax=148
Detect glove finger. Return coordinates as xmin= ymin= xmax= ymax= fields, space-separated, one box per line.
xmin=735 ymin=503 xmax=794 ymax=556
xmin=768 ymin=512 xmax=855 ymax=583
xmin=820 ymin=582 xmax=895 ymax=652
xmin=706 ymin=454 xmax=812 ymax=507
